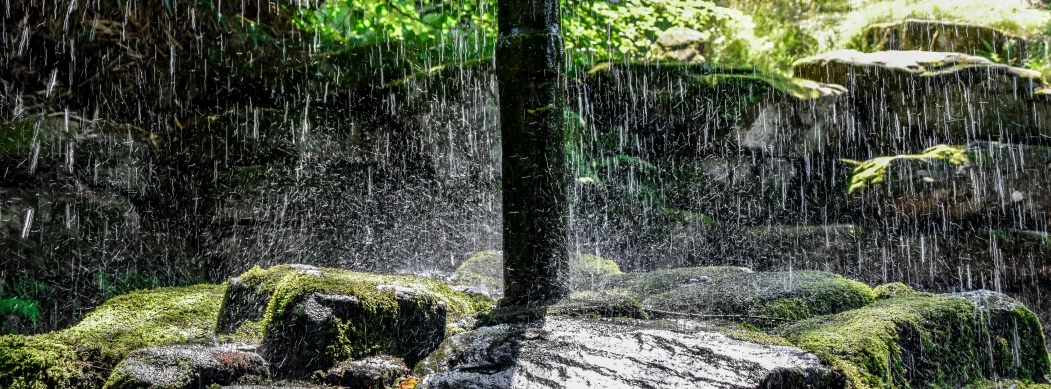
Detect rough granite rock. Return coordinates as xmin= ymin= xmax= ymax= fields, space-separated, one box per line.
xmin=861 ymin=19 xmax=1029 ymax=65
xmin=252 ymin=266 xmax=472 ymax=376
xmin=847 ymin=142 xmax=1051 ymax=230
xmin=792 ymin=50 xmax=1051 ymax=152
xmin=315 ymin=355 xmax=409 ymax=388
xmin=416 ymin=317 xmax=842 ymax=389
xmin=103 ymin=344 xmax=269 ymax=389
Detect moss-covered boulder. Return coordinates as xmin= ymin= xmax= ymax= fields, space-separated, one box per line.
xmin=103 ymin=345 xmax=268 ymax=389
xmin=782 ymin=291 xmax=1050 ymax=389
xmin=644 ymin=270 xmax=876 ymax=324
xmin=453 ymin=250 xmax=624 ymax=297
xmin=792 ymin=50 xmax=1050 ymax=153
xmin=216 ymin=264 xmax=321 ymax=340
xmin=861 ymin=19 xmax=1030 ymax=66
xmin=212 ymin=265 xmax=487 ymax=376
xmin=0 ymin=284 xmax=225 ymax=389
xmin=846 ymin=143 xmax=1051 ymax=230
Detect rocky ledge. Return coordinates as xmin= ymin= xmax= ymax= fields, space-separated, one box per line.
xmin=1 ymin=263 xmax=1048 ymax=389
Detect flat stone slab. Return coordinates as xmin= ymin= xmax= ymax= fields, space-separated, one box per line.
xmin=416 ymin=317 xmax=840 ymax=389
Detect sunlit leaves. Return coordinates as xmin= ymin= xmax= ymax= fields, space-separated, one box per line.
xmin=290 ymin=0 xmax=742 ymax=69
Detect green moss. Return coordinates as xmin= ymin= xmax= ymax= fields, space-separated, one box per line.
xmin=844 ymin=145 xmax=969 ymax=193
xmin=872 ymin=283 xmax=928 ymax=300
xmin=782 ymin=295 xmax=1050 ymax=389
xmin=255 ymin=265 xmax=484 ymax=365
xmin=966 ymin=380 xmax=1051 ymax=389
xmin=643 ymin=270 xmax=876 ymax=326
xmin=0 ymin=116 xmax=75 ymax=157
xmin=0 ymin=284 xmax=225 ymax=389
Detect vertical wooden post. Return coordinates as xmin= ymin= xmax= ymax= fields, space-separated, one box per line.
xmin=496 ymin=0 xmax=569 ymax=305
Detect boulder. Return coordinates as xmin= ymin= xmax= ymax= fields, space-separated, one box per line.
xmin=649 ymin=27 xmax=708 ymax=63
xmin=416 ymin=317 xmax=841 ymax=389
xmin=792 ymin=50 xmax=1050 ymax=153
xmin=847 ymin=143 xmax=1051 ymax=230
xmin=861 ymin=20 xmax=1029 ymax=65
xmin=103 ymin=345 xmax=269 ymax=389
xmin=240 ymin=265 xmax=484 ymax=375
xmin=216 ymin=264 xmax=321 ymax=340
xmin=643 ymin=270 xmax=875 ymax=324
xmin=782 ymin=291 xmax=1050 ymax=388
xmin=314 ymin=355 xmax=409 ymax=388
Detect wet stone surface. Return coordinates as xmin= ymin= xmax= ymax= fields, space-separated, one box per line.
xmin=415 ymin=317 xmax=842 ymax=389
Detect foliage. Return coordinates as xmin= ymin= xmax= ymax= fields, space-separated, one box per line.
xmin=843 ymin=145 xmax=969 ymax=194
xmin=562 ymin=0 xmax=750 ymax=68
xmin=0 ymin=279 xmax=55 ymax=335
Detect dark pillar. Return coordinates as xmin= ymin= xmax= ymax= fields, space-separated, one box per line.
xmin=496 ymin=0 xmax=569 ymax=306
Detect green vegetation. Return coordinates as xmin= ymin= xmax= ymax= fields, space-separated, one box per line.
xmin=872 ymin=282 xmax=928 ymax=300
xmin=0 ymin=284 xmax=225 ymax=389
xmin=644 ymin=270 xmax=876 ymax=325
xmin=844 ymin=145 xmax=969 ymax=193
xmin=782 ymin=295 xmax=1051 ymax=389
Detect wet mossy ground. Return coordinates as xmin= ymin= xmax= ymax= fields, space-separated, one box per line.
xmin=0 ymin=284 xmax=225 ymax=389
xmin=781 ymin=294 xmax=1051 ymax=389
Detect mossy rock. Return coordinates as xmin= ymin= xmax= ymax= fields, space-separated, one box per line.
xmin=218 ymin=265 xmax=487 ymax=375
xmin=872 ymin=283 xmax=926 ymax=300
xmin=782 ymin=292 xmax=1051 ymax=389
xmin=643 ymin=270 xmax=876 ymax=325
xmin=453 ymin=251 xmax=624 ymax=297
xmin=0 ymin=284 xmax=225 ymax=389
xmin=216 ymin=264 xmax=321 ymax=341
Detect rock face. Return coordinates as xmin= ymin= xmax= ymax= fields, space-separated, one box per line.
xmin=847 ymin=143 xmax=1051 ymax=230
xmin=416 ymin=317 xmax=841 ymax=389
xmin=792 ymin=50 xmax=1050 ymax=153
xmin=862 ymin=20 xmax=1030 ymax=65
xmin=104 ymin=345 xmax=269 ymax=389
